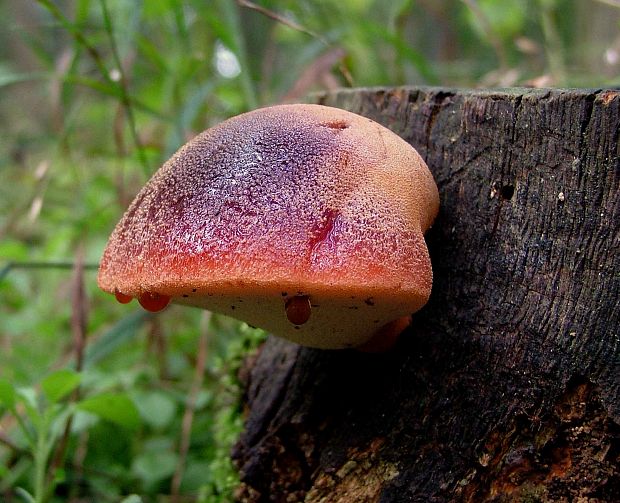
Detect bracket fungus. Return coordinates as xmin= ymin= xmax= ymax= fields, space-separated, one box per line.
xmin=98 ymin=104 xmax=439 ymax=349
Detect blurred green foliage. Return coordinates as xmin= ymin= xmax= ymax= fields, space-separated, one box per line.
xmin=0 ymin=0 xmax=618 ymax=501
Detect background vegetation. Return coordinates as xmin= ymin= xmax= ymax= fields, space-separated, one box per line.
xmin=0 ymin=0 xmax=618 ymax=501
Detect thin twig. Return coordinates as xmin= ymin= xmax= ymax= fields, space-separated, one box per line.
xmin=71 ymin=248 xmax=88 ymax=373
xmin=237 ymin=0 xmax=324 ymax=42
xmin=221 ymin=0 xmax=258 ymax=109
xmin=171 ymin=313 xmax=211 ymax=502
xmin=34 ymin=0 xmax=150 ymax=172
xmin=146 ymin=316 xmax=169 ymax=380
xmin=47 ymin=249 xmax=88 ymax=492
xmin=99 ymin=0 xmax=149 ymax=173
xmin=34 ymin=0 xmax=112 ymax=83
xmin=237 ymin=0 xmax=353 ymax=89
xmin=0 ymin=261 xmax=98 ymax=282
xmin=68 ymin=431 xmax=89 ymax=502
xmin=538 ymin=0 xmax=566 ymax=83
xmin=283 ymin=47 xmax=347 ymax=101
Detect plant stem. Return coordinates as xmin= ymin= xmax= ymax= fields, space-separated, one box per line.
xmin=33 ymin=414 xmax=51 ymax=503
xmin=539 ymin=0 xmax=566 ymax=83
xmin=35 ymin=0 xmax=150 ymax=173
xmin=34 ymin=0 xmax=111 ymax=81
xmin=0 ymin=261 xmax=98 ymax=282
xmin=13 ymin=412 xmax=37 ymax=449
xmin=99 ymin=0 xmax=150 ymax=174
xmin=220 ymin=0 xmax=258 ymax=109
xmin=171 ymin=313 xmax=210 ymax=501
xmin=460 ymin=0 xmax=508 ymax=71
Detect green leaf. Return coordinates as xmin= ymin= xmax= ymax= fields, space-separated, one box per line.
xmin=131 ymin=450 xmax=178 ymax=488
xmin=0 ymin=378 xmax=16 ymax=408
xmin=131 ymin=390 xmax=176 ymax=429
xmin=41 ymin=369 xmax=81 ymax=403
xmin=120 ymin=495 xmax=143 ymax=503
xmin=14 ymin=487 xmax=36 ymax=503
xmin=15 ymin=387 xmax=39 ymax=424
xmin=0 ymin=70 xmax=47 ymax=88
xmin=0 ymin=239 xmax=29 ymax=261
xmin=77 ymin=393 xmax=141 ymax=429
xmin=84 ymin=310 xmax=151 ymax=368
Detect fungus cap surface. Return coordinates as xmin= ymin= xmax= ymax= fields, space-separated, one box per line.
xmin=98 ymin=104 xmax=439 ymax=348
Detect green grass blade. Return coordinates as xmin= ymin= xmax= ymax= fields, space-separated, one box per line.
xmin=84 ymin=310 xmax=151 ymax=368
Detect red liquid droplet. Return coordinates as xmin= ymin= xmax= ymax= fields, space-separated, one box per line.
xmin=138 ymin=292 xmax=171 ymax=312
xmin=285 ymin=295 xmax=312 ymax=325
xmin=114 ymin=290 xmax=133 ymax=304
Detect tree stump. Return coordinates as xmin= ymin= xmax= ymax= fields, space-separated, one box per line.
xmin=232 ymin=88 xmax=619 ymax=502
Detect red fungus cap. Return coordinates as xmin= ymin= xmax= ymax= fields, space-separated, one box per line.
xmin=98 ymin=104 xmax=439 ymax=349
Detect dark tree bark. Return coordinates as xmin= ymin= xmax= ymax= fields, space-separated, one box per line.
xmin=232 ymin=88 xmax=620 ymax=502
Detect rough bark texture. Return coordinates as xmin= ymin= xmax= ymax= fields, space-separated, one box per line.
xmin=232 ymin=88 xmax=620 ymax=502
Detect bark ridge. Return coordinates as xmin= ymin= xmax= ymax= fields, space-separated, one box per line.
xmin=232 ymin=87 xmax=620 ymax=502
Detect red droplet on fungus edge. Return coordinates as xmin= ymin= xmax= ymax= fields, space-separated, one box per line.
xmin=114 ymin=290 xmax=133 ymax=304
xmin=138 ymin=292 xmax=171 ymax=312
xmin=285 ymin=295 xmax=312 ymax=325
